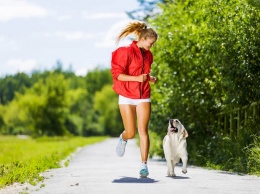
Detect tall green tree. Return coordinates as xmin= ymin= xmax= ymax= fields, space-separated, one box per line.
xmin=0 ymin=73 xmax=31 ymax=105
xmin=82 ymin=68 xmax=113 ymax=136
xmin=150 ymin=0 xmax=223 ymax=139
xmin=94 ymin=85 xmax=123 ymax=136
xmin=66 ymin=88 xmax=89 ymax=136
xmin=2 ymin=73 xmax=70 ymax=136
xmin=148 ymin=0 xmax=260 ymax=169
xmin=2 ymin=90 xmax=45 ymax=135
xmin=85 ymin=68 xmax=112 ymax=96
xmin=40 ymin=73 xmax=69 ymax=136
xmin=150 ymin=0 xmax=259 ymax=130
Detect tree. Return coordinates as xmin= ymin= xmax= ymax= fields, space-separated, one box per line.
xmin=0 ymin=67 xmax=115 ymax=137
xmin=127 ymin=0 xmax=167 ymax=21
xmin=148 ymin=0 xmax=260 ymax=169
xmin=94 ymin=85 xmax=123 ymax=136
xmin=85 ymin=68 xmax=112 ymax=96
xmin=81 ymin=68 xmax=114 ymax=136
xmin=0 ymin=73 xmax=31 ymax=105
xmin=66 ymin=88 xmax=89 ymax=136
xmin=2 ymin=73 xmax=70 ymax=136
xmin=150 ymin=0 xmax=222 ymax=140
xmin=0 ymin=105 xmax=6 ymax=133
xmin=39 ymin=73 xmax=70 ymax=136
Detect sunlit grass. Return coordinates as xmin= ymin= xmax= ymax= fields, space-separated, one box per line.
xmin=0 ymin=135 xmax=107 ymax=188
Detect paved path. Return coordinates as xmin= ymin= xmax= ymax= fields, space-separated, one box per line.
xmin=2 ymin=138 xmax=260 ymax=194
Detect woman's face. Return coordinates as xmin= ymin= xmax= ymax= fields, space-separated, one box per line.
xmin=139 ymin=37 xmax=157 ymax=50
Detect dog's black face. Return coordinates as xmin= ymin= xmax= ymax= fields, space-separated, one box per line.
xmin=168 ymin=119 xmax=179 ymax=133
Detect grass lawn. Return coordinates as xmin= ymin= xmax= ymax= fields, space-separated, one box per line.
xmin=0 ymin=135 xmax=107 ymax=188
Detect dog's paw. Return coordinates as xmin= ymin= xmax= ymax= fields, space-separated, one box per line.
xmin=182 ymin=169 xmax=187 ymax=174
xmin=167 ymin=173 xmax=176 ymax=177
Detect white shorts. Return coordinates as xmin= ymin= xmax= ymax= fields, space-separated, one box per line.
xmin=118 ymin=95 xmax=151 ymax=106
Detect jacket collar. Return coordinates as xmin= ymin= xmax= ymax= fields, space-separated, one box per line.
xmin=131 ymin=40 xmax=149 ymax=54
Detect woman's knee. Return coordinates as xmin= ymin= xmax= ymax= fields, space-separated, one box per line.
xmin=138 ymin=129 xmax=149 ymax=137
xmin=123 ymin=131 xmax=136 ymax=139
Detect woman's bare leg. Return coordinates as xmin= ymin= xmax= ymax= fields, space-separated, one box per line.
xmin=119 ymin=104 xmax=137 ymax=140
xmin=136 ymin=102 xmax=151 ymax=163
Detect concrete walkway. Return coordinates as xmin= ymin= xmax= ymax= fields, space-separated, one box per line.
xmin=2 ymin=138 xmax=260 ymax=194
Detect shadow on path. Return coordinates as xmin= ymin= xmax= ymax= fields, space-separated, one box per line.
xmin=166 ymin=176 xmax=190 ymax=180
xmin=112 ymin=177 xmax=159 ymax=183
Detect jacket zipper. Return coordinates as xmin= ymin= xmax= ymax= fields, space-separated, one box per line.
xmin=140 ymin=49 xmax=144 ymax=99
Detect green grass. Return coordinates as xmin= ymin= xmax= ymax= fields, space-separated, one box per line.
xmin=0 ymin=135 xmax=107 ymax=188
xmin=245 ymin=136 xmax=260 ymax=176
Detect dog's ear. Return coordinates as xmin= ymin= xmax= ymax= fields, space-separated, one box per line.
xmin=182 ymin=125 xmax=188 ymax=138
xmin=183 ymin=129 xmax=188 ymax=138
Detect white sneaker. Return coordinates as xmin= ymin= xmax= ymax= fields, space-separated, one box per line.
xmin=116 ymin=134 xmax=127 ymax=157
xmin=139 ymin=163 xmax=149 ymax=178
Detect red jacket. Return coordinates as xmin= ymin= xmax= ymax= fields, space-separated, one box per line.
xmin=111 ymin=41 xmax=153 ymax=99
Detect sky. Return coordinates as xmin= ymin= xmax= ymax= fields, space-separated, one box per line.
xmin=0 ymin=0 xmax=140 ymax=77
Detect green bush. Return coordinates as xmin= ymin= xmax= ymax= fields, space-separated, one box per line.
xmin=245 ymin=136 xmax=260 ymax=175
xmin=148 ymin=0 xmax=260 ymax=175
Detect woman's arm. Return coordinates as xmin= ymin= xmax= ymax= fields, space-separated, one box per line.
xmin=117 ymin=74 xmax=148 ymax=82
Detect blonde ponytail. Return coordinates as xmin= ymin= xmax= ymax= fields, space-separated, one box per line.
xmin=116 ymin=21 xmax=157 ymax=44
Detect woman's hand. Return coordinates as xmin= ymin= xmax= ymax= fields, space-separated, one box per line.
xmin=149 ymin=75 xmax=157 ymax=84
xmin=118 ymin=74 xmax=154 ymax=83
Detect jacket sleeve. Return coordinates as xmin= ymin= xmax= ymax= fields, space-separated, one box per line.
xmin=111 ymin=47 xmax=129 ymax=80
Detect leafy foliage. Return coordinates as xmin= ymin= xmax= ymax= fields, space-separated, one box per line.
xmin=245 ymin=136 xmax=260 ymax=175
xmin=148 ymin=0 xmax=260 ymax=174
xmin=126 ymin=0 xmax=166 ymax=21
xmin=0 ymin=73 xmax=31 ymax=105
xmin=85 ymin=67 xmax=113 ymax=96
xmin=0 ymin=66 xmax=118 ymax=137
xmin=94 ymin=85 xmax=124 ymax=136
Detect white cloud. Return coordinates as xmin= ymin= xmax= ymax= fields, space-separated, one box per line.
xmin=82 ymin=12 xmax=127 ymax=20
xmin=57 ymin=15 xmax=72 ymax=21
xmin=7 ymin=40 xmax=19 ymax=50
xmin=75 ymin=64 xmax=108 ymax=76
xmin=4 ymin=59 xmax=39 ymax=74
xmin=54 ymin=31 xmax=94 ymax=41
xmin=0 ymin=0 xmax=48 ymax=22
xmin=0 ymin=35 xmax=19 ymax=50
xmin=95 ymin=19 xmax=135 ymax=48
xmin=75 ymin=67 xmax=89 ymax=76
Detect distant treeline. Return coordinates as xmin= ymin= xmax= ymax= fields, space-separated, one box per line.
xmin=0 ymin=66 xmax=123 ymax=137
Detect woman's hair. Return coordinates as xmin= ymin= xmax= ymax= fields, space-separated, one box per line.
xmin=116 ymin=21 xmax=157 ymax=43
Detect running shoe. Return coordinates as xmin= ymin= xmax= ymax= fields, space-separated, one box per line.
xmin=139 ymin=163 xmax=149 ymax=178
xmin=116 ymin=134 xmax=127 ymax=157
